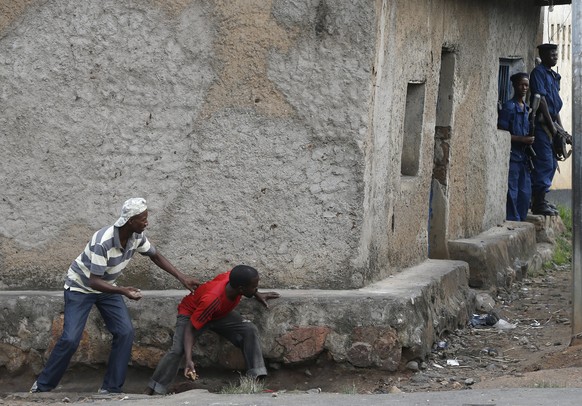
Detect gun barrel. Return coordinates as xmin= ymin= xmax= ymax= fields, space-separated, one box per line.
xmin=531 ymin=94 xmax=541 ymax=111
xmin=529 ymin=93 xmax=541 ymax=136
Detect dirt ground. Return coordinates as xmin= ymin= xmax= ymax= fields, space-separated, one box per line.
xmin=2 ymin=263 xmax=582 ymax=404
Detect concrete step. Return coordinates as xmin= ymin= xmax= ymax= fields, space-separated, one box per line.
xmin=448 ymin=216 xmax=564 ymax=290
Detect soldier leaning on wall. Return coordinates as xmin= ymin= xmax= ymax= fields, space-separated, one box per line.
xmin=498 ymin=72 xmax=534 ymax=222
xmin=30 ymin=197 xmax=201 ymax=395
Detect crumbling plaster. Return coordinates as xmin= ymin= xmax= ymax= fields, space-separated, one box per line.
xmin=0 ymin=0 xmax=541 ymax=290
xmin=0 ymin=0 xmax=373 ymax=289
xmin=360 ymin=0 xmax=540 ymax=280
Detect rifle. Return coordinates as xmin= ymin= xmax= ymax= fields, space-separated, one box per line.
xmin=532 ymin=93 xmax=572 ymax=161
xmin=525 ymin=94 xmax=541 ymax=171
xmin=553 ymin=121 xmax=572 ymax=161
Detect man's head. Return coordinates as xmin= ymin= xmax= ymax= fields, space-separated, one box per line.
xmin=230 ymin=265 xmax=259 ymax=298
xmin=115 ymin=197 xmax=149 ymax=233
xmin=510 ymin=72 xmax=529 ymax=99
xmin=537 ymin=43 xmax=558 ymax=67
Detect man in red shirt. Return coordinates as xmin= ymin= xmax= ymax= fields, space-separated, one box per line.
xmin=146 ymin=265 xmax=279 ymax=395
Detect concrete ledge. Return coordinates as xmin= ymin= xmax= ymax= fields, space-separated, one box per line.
xmin=448 ymin=221 xmax=537 ymax=290
xmin=447 ymin=215 xmax=564 ymax=292
xmin=526 ymin=214 xmax=566 ymax=245
xmin=0 ymin=260 xmax=471 ymax=374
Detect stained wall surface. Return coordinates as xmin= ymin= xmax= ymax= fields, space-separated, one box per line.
xmin=543 ymin=5 xmax=572 ymax=190
xmin=0 ymin=0 xmax=541 ymax=290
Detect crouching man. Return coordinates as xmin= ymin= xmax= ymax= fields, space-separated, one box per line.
xmin=146 ymin=265 xmax=279 ymax=395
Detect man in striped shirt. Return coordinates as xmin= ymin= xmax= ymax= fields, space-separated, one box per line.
xmin=31 ymin=197 xmax=200 ymax=395
xmin=145 ymin=265 xmax=279 ymax=395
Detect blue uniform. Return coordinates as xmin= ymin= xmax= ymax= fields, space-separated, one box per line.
xmin=529 ymin=64 xmax=562 ymax=195
xmin=498 ymin=98 xmax=531 ymax=221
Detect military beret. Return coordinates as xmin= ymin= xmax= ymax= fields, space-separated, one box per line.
xmin=537 ymin=43 xmax=558 ymax=51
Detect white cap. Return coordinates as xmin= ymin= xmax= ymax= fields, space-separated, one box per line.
xmin=114 ymin=198 xmax=147 ymax=227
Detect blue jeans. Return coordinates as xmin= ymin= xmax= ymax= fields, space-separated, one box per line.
xmin=36 ymin=289 xmax=134 ymax=392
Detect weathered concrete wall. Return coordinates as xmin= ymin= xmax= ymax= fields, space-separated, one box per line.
xmin=440 ymin=0 xmax=540 ymax=238
xmin=0 ymin=0 xmax=374 ymax=289
xmin=0 ymin=0 xmax=542 ymax=290
xmin=359 ymin=0 xmax=541 ymax=280
xmin=545 ymin=5 xmax=572 ymax=190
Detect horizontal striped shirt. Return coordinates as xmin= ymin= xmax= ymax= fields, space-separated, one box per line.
xmin=64 ymin=225 xmax=155 ymax=294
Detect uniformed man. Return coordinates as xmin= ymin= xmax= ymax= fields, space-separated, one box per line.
xmin=529 ymin=43 xmax=563 ymax=216
xmin=498 ymin=72 xmax=533 ymax=221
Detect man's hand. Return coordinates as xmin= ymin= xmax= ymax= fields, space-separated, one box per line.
xmin=88 ymin=273 xmax=143 ymax=299
xmin=125 ymin=287 xmax=143 ymax=301
xmin=254 ymin=291 xmax=280 ymax=308
xmin=182 ymin=276 xmax=201 ymax=292
xmin=554 ymin=122 xmax=573 ymax=144
xmin=184 ymin=361 xmax=198 ymax=380
xmin=522 ymin=136 xmax=535 ymax=145
xmin=558 ymin=129 xmax=573 ymax=144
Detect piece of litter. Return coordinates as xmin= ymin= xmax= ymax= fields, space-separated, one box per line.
xmin=494 ymin=319 xmax=516 ymax=330
xmin=432 ymin=363 xmax=444 ymax=369
xmin=446 ymin=359 xmax=460 ymax=366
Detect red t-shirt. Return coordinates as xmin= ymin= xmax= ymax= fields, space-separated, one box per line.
xmin=177 ymin=271 xmax=241 ymax=330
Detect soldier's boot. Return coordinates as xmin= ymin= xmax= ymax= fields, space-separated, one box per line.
xmin=531 ymin=191 xmax=558 ymax=216
xmin=546 ymin=200 xmax=558 ymax=211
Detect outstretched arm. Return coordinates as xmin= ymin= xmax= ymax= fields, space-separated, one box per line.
xmin=183 ymin=324 xmax=197 ymax=379
xmin=148 ymin=251 xmax=200 ymax=291
xmin=254 ymin=291 xmax=280 ymax=308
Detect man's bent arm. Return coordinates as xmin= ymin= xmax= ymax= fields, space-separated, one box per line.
xmin=555 ymin=112 xmax=563 ymax=128
xmin=538 ymin=97 xmax=557 ymax=135
xmin=88 ymin=273 xmax=142 ymax=300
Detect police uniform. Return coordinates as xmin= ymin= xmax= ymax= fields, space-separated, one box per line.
xmin=529 ymin=43 xmax=562 ymax=215
xmin=498 ymin=96 xmax=531 ymax=221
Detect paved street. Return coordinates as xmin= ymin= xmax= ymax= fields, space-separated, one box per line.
xmin=8 ymin=387 xmax=582 ymax=406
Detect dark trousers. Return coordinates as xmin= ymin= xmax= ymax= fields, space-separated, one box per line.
xmin=36 ymin=289 xmax=134 ymax=393
xmin=506 ymin=159 xmax=531 ymax=221
xmin=531 ymin=127 xmax=558 ymax=194
xmin=148 ymin=312 xmax=267 ymax=395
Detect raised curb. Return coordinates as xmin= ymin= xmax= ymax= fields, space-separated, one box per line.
xmin=0 ymin=260 xmax=471 ymax=374
xmin=0 ymin=218 xmax=557 ymax=375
